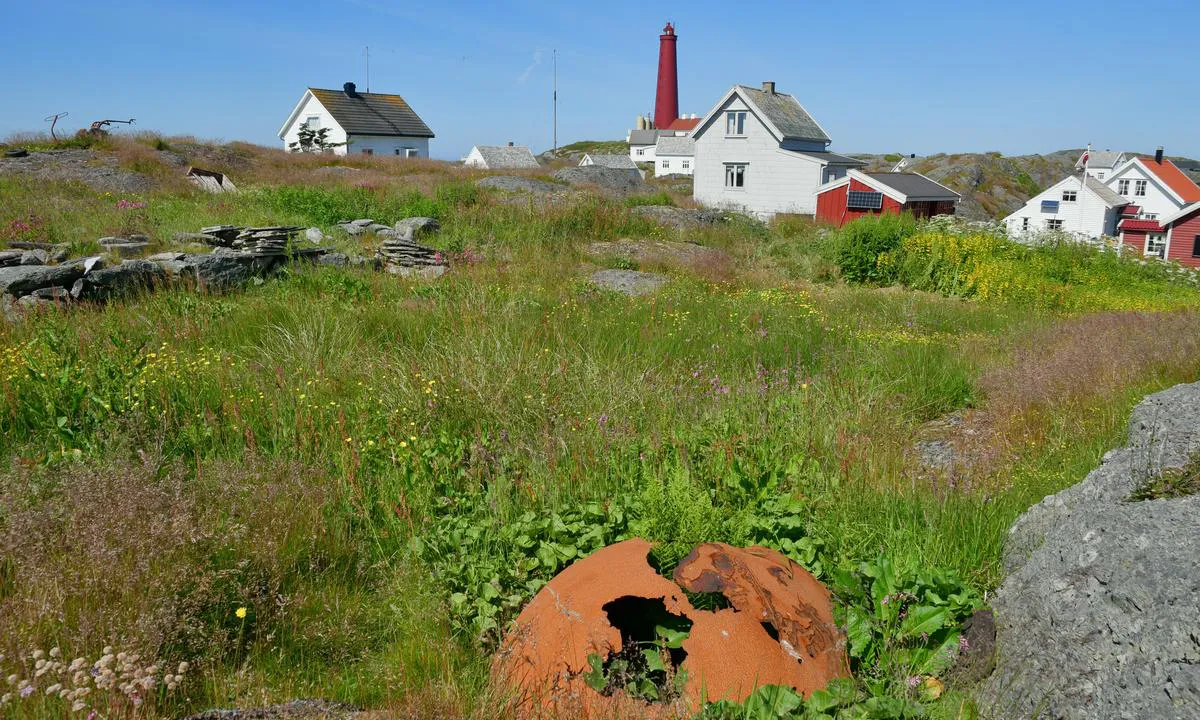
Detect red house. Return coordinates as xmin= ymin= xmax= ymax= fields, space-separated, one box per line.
xmin=1126 ymin=201 xmax=1200 ymax=268
xmin=815 ymin=170 xmax=960 ymax=227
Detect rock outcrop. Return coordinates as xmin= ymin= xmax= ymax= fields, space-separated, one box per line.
xmin=553 ymin=166 xmax=644 ymax=193
xmin=980 ymin=381 xmax=1200 ymax=719
xmin=588 ymin=269 xmax=668 ymax=296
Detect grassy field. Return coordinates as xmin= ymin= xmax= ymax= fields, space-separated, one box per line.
xmin=2 ymin=134 xmax=1200 ymax=719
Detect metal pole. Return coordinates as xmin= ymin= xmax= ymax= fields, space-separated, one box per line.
xmin=365 ymin=46 xmax=370 ymax=92
xmin=553 ymin=49 xmax=558 ymax=153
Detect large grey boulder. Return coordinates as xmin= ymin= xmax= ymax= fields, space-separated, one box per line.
xmin=78 ymin=260 xmax=167 ymax=301
xmin=0 ymin=264 xmax=84 ymax=296
xmin=475 ymin=175 xmax=565 ymax=195
xmin=630 ymin=205 xmax=724 ymax=231
xmin=394 ymin=216 xmax=440 ymax=240
xmin=587 ymin=269 xmax=668 ymax=296
xmin=553 ymin=166 xmax=644 ymax=192
xmin=981 ymin=381 xmax=1200 ymax=720
xmin=0 ymin=250 xmax=22 ymax=268
xmin=153 ymin=252 xmax=267 ymax=290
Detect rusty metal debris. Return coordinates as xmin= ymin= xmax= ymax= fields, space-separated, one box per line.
xmin=80 ymin=118 xmax=136 ymax=138
xmin=494 ymin=538 xmax=850 ymax=718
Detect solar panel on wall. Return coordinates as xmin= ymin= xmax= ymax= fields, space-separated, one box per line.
xmin=1041 ymin=200 xmax=1060 ymax=212
xmin=847 ymin=191 xmax=884 ymax=210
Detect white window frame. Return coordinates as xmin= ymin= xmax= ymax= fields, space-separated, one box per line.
xmin=681 ymin=160 xmax=690 ymax=170
xmin=304 ymin=115 xmax=320 ymax=129
xmin=1061 ymin=190 xmax=1077 ymax=202
xmin=1134 ymin=180 xmax=1147 ymax=197
xmin=1145 ymin=233 xmax=1167 ymax=258
xmin=1118 ymin=179 xmax=1130 ymax=195
xmin=1046 ymin=219 xmax=1064 ymax=230
xmin=636 ymin=147 xmax=645 ymax=156
xmin=724 ymin=162 xmax=747 ymax=190
xmin=661 ymin=159 xmax=669 ymax=169
xmin=1021 ymin=217 xmax=1030 ymax=231
xmin=1097 ymin=172 xmax=1106 ymax=180
xmin=725 ymin=111 xmax=747 ymax=137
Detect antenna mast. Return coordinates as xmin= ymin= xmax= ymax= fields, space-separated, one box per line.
xmin=553 ymin=49 xmax=558 ymax=153
xmin=364 ymin=46 xmax=370 ymax=92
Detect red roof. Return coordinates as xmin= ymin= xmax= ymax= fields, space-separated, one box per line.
xmin=1120 ymin=205 xmax=1141 ymax=216
xmin=1138 ymin=157 xmax=1200 ymax=203
xmin=1118 ymin=218 xmax=1164 ymax=232
xmin=664 ymin=117 xmax=700 ymax=132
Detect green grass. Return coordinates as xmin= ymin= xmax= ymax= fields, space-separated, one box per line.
xmin=3 ymin=145 xmax=1200 ymax=719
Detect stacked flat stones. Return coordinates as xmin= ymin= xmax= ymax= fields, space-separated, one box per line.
xmin=333 ymin=217 xmax=447 ymax=277
xmin=230 ymin=226 xmax=304 ymax=257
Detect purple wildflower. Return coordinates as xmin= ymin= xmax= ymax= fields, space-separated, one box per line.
xmin=906 ymin=675 xmax=921 ymax=689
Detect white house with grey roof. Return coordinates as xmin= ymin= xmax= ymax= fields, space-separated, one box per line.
xmin=653 ymin=136 xmax=694 ymax=176
xmin=463 ymin=144 xmax=540 ymax=169
xmin=691 ymin=82 xmax=864 ymax=217
xmin=1076 ymin=150 xmax=1127 ymax=181
xmin=1003 ymin=174 xmax=1129 ymax=240
xmin=580 ymin=154 xmax=639 ymax=170
xmin=278 ymin=82 xmax=433 ymax=158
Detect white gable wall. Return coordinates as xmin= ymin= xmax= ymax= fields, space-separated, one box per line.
xmin=693 ymin=94 xmax=824 ymax=217
xmin=1104 ymin=162 xmax=1183 ymax=220
xmin=657 ymin=155 xmax=694 ymax=177
xmin=463 ymin=146 xmax=487 ymax=168
xmin=1003 ymin=176 xmax=1120 ymax=239
xmin=280 ymin=93 xmax=349 ymax=155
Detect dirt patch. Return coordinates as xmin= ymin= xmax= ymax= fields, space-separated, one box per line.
xmin=0 ymin=149 xmax=153 ymax=193
xmin=585 ymin=239 xmax=732 ymax=277
xmin=493 ymin=538 xmax=848 ymax=718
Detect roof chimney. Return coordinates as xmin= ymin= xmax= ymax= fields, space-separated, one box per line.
xmin=1155 ymin=146 xmax=1164 ymax=164
xmin=343 ymin=82 xmax=358 ymax=98
xmin=508 ymin=141 xmax=514 ymax=147
xmin=762 ymin=81 xmax=776 ymax=94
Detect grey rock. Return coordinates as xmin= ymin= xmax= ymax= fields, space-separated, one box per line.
xmin=154 ymin=252 xmax=267 ymax=290
xmin=317 ymin=252 xmax=349 ymax=267
xmin=79 ymin=260 xmax=166 ymax=301
xmin=105 ymin=241 xmax=150 ymax=258
xmin=0 ymin=149 xmax=152 ymax=193
xmin=630 ymin=205 xmax=723 ymax=230
xmin=0 ymin=294 xmax=16 ymax=321
xmin=0 ymin=250 xmax=21 ymax=268
xmin=16 ymin=295 xmax=52 ymax=308
xmin=19 ymin=249 xmax=49 ymax=265
xmin=61 ymin=255 xmax=106 ymax=274
xmin=980 ymin=380 xmax=1200 ymax=720
xmin=70 ymin=279 xmax=85 ymax=299
xmin=174 ymin=231 xmax=223 ymax=245
xmin=97 ymin=236 xmax=129 ymax=246
xmin=553 ymin=166 xmax=644 ymax=192
xmin=178 ymin=699 xmax=361 ymax=720
xmin=475 ymin=175 xmax=565 ymax=195
xmin=394 ymin=216 xmax=440 ymax=239
xmin=48 ymin=245 xmax=69 ymax=263
xmin=0 ymin=264 xmax=84 ymax=296
xmin=304 ymin=227 xmax=325 ymax=243
xmin=30 ymin=286 xmax=72 ymax=301
xmin=146 ymin=251 xmax=185 ymax=262
xmin=587 ymin=269 xmax=668 ymax=296
xmin=3 ymin=148 xmax=29 ymax=158
xmin=385 ymin=264 xmax=447 ymax=280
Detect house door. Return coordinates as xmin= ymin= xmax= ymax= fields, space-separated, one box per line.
xmin=1144 ymin=233 xmax=1167 ymax=259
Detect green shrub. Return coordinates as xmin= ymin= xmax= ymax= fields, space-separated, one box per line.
xmin=824 ymin=213 xmax=920 ymax=285
xmin=625 ymin=191 xmax=677 ymax=208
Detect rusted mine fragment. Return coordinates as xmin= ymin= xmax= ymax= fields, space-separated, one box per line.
xmin=674 ymin=543 xmax=851 ymax=703
xmin=494 ymin=538 xmax=849 ymax=718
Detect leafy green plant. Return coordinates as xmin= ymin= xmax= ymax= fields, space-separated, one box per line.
xmin=824 ymin=213 xmax=920 ymax=285
xmin=583 ymin=607 xmax=691 ymax=703
xmin=625 ymin=191 xmax=677 ymax=208
xmin=697 ymin=679 xmax=927 ymax=719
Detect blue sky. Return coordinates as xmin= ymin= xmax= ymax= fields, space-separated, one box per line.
xmin=2 ymin=0 xmax=1196 ymax=160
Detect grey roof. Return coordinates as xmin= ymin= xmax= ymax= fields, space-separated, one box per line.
xmin=1081 ymin=150 xmax=1125 ymax=169
xmin=309 ymin=87 xmax=434 ymax=138
xmin=1084 ymin=176 xmax=1128 ymax=207
xmin=865 ymin=172 xmax=960 ymax=200
xmin=738 ymin=85 xmax=830 ymax=143
xmin=584 ymin=154 xmax=638 ymax=169
xmin=791 ymin=151 xmax=867 ymax=166
xmin=654 ymin=136 xmax=694 ymax=156
xmin=469 ymin=145 xmax=539 ymax=169
xmin=629 ymin=128 xmax=671 ymax=146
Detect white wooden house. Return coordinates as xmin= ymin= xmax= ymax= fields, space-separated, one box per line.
xmin=690 ymin=82 xmax=864 ymax=217
xmin=654 ymin=136 xmax=694 ymax=177
xmin=463 ymin=144 xmax=539 ymax=169
xmin=1003 ymin=175 xmax=1128 ymax=240
xmin=1076 ymin=150 xmax=1126 ymax=181
xmin=1103 ymin=151 xmax=1199 ymax=223
xmin=278 ymin=83 xmax=434 ymax=157
xmin=580 ymin=154 xmax=639 ymax=170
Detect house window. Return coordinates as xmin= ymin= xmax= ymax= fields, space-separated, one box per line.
xmin=1193 ymin=235 xmax=1200 ymax=257
xmin=1118 ymin=179 xmax=1130 ymax=195
xmin=304 ymin=116 xmax=320 ymax=129
xmin=1021 ymin=217 xmax=1030 ymax=231
xmin=682 ymin=160 xmax=690 ymax=170
xmin=724 ymin=163 xmax=746 ymax=189
xmin=1097 ymin=172 xmax=1106 ymax=180
xmin=636 ymin=148 xmax=645 ymax=156
xmin=362 ymin=148 xmax=374 ymax=156
xmin=1142 ymin=213 xmax=1158 ymax=220
xmin=725 ymin=111 xmax=747 ymax=136
xmin=1134 ymin=180 xmax=1147 ymax=197
xmin=1061 ymin=190 xmax=1077 ymax=202
xmin=1145 ymin=234 xmax=1166 ymax=258
xmin=661 ymin=160 xmax=669 ymax=169
xmin=1046 ymin=219 xmax=1064 ymax=230
xmin=395 ymin=148 xmax=402 ymax=156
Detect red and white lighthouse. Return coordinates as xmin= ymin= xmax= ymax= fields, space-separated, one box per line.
xmin=654 ymin=22 xmax=679 ymax=130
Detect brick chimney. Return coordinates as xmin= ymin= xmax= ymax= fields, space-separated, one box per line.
xmin=762 ymin=81 xmax=776 ymax=94
xmin=654 ymin=22 xmax=679 ymax=131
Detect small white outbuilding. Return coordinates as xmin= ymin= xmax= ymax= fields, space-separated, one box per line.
xmin=463 ymin=144 xmax=540 ymax=169
xmin=278 ymin=82 xmax=434 ymax=157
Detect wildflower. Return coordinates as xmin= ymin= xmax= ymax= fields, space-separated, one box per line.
xmin=72 ymin=700 xmax=88 ymax=712
xmin=49 ymin=648 xmax=61 ymax=658
xmin=20 ymin=685 xmax=33 ymax=698
xmin=236 ymin=606 xmax=248 ymax=619
xmin=4 ymin=675 xmax=15 ymax=686
xmin=409 ymin=435 xmax=416 ymax=442
xmin=31 ymin=650 xmax=44 ymax=660
xmin=1 ymin=693 xmax=10 ymax=705
xmin=399 ymin=441 xmax=408 ymax=448
xmin=906 ymin=675 xmax=921 ymax=689
xmin=959 ymin=635 xmax=971 ymax=653
xmin=177 ymin=662 xmax=189 ymax=674
xmin=45 ymin=683 xmax=62 ymax=695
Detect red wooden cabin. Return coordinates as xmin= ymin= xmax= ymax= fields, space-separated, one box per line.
xmin=815 ymin=171 xmax=959 ymax=227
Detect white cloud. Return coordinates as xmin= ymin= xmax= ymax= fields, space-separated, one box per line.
xmin=517 ymin=50 xmax=543 ymax=85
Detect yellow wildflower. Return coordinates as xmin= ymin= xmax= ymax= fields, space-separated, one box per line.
xmin=235 ymin=607 xmax=247 ymax=619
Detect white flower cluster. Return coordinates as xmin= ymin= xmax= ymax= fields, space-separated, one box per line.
xmin=0 ymin=646 xmax=188 ymax=714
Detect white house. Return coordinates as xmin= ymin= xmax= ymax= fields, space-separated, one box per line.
xmin=278 ymin=83 xmax=434 ymax=157
xmin=463 ymin=144 xmax=539 ymax=169
xmin=1103 ymin=151 xmax=1199 ymax=223
xmin=691 ymin=82 xmax=864 ymax=217
xmin=628 ymin=129 xmax=666 ymax=164
xmin=580 ymin=154 xmax=639 ymax=170
xmin=1003 ymin=175 xmax=1128 ymax=239
xmin=1076 ymin=150 xmax=1126 ymax=180
xmin=654 ymin=136 xmax=694 ymax=177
